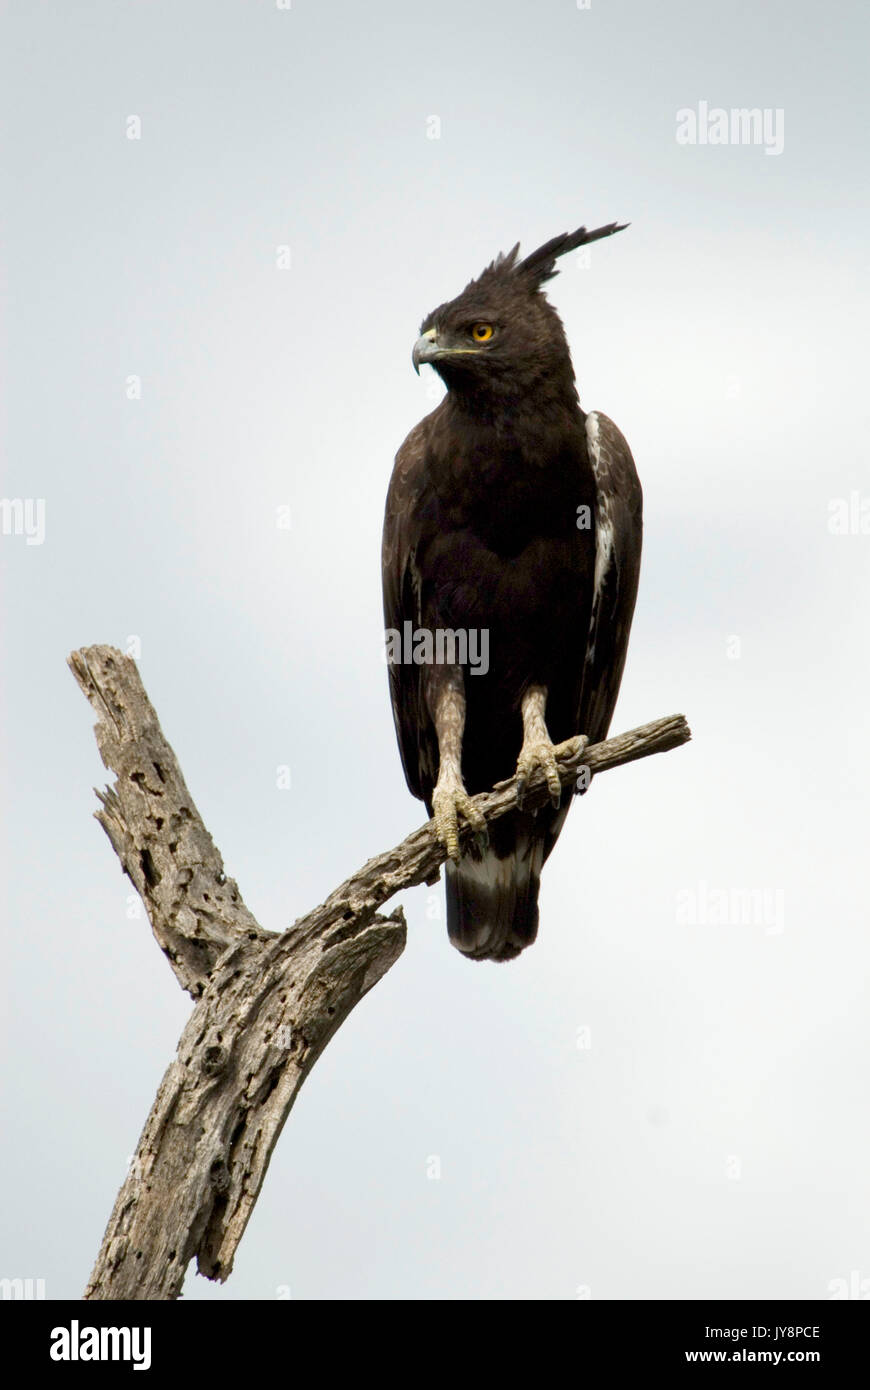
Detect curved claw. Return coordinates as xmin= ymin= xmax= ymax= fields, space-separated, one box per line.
xmin=553 ymin=734 xmax=589 ymax=760
xmin=515 ymin=738 xmax=563 ymax=810
xmin=432 ymin=779 xmax=486 ymax=861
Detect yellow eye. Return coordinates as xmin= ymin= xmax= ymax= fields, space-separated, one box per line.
xmin=471 ymin=323 xmax=494 ymax=342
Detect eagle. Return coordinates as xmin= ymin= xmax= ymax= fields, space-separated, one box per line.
xmin=382 ymin=222 xmax=642 ymax=962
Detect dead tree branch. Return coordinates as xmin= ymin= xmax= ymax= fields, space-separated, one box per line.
xmin=70 ymin=644 xmax=690 ymax=1299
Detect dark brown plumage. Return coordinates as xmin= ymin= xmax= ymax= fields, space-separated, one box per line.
xmin=382 ymin=223 xmax=642 ymax=961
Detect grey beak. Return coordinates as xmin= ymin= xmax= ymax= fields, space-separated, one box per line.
xmin=412 ymin=328 xmax=439 ymax=375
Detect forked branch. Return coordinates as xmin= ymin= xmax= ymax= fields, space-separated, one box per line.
xmin=70 ymin=645 xmax=690 ymax=1299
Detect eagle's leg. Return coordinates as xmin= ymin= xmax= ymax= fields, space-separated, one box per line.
xmin=515 ymin=685 xmax=565 ymax=810
xmin=427 ymin=667 xmax=487 ymax=862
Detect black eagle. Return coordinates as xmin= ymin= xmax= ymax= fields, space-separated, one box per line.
xmin=382 ymin=222 xmax=642 ymax=962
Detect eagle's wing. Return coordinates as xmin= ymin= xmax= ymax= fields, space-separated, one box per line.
xmin=381 ymin=418 xmax=438 ymax=803
xmin=577 ymin=410 xmax=643 ymax=743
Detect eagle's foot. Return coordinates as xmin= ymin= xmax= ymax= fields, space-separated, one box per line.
xmin=516 ymin=737 xmax=564 ymax=810
xmin=553 ymin=734 xmax=589 ymax=761
xmin=432 ymin=772 xmax=486 ymax=862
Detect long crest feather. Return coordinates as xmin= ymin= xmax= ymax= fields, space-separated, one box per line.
xmin=514 ymin=221 xmax=629 ymax=288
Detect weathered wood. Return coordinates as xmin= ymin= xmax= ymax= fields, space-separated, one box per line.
xmin=82 ymin=911 xmax=405 ymax=1299
xmin=70 ymin=645 xmax=690 ymax=1299
xmin=68 ymin=647 xmax=263 ymax=997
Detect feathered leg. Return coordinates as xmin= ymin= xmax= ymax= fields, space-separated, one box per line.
xmin=426 ymin=666 xmax=487 ymax=861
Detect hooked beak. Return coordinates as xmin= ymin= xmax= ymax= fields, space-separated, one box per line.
xmin=412 ymin=328 xmax=440 ymax=374
xmin=412 ymin=327 xmax=482 ymax=375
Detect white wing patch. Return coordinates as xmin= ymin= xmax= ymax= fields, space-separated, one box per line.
xmin=585 ymin=412 xmax=616 ymax=667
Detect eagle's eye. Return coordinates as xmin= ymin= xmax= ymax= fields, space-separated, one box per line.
xmin=471 ymin=323 xmax=494 ymax=342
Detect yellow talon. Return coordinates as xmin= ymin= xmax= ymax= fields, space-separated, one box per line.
xmin=432 ymin=779 xmax=485 ymax=860
xmin=516 ymin=738 xmax=563 ymax=809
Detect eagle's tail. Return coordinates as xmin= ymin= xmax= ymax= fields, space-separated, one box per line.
xmin=444 ymin=825 xmax=547 ymax=963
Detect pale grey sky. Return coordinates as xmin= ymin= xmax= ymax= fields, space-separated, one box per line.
xmin=2 ymin=0 xmax=868 ymax=1299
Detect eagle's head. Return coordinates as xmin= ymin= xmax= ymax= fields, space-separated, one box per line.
xmin=412 ymin=221 xmax=627 ymax=401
